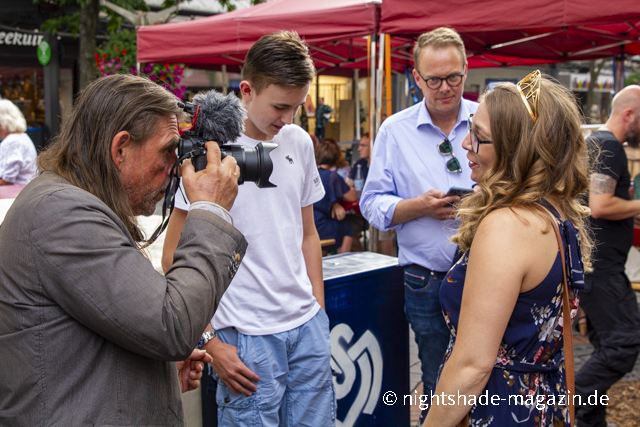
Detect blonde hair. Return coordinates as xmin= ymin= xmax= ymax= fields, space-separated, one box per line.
xmin=413 ymin=27 xmax=466 ymax=69
xmin=452 ymin=77 xmax=593 ymax=271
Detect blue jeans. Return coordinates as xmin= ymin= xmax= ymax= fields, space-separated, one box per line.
xmin=404 ymin=266 xmax=451 ymax=396
xmin=215 ymin=310 xmax=336 ymax=426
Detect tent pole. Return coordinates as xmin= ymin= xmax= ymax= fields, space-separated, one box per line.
xmin=316 ymin=75 xmax=320 ymax=134
xmin=613 ymin=54 xmax=625 ymax=94
xmin=354 ymin=68 xmax=360 ymax=141
xmin=369 ymin=35 xmax=376 ymax=142
xmin=385 ymin=34 xmax=392 ymax=118
xmin=371 ymin=33 xmax=386 ymax=254
xmin=376 ymin=33 xmax=385 ymax=139
xmin=221 ymin=64 xmax=228 ymax=95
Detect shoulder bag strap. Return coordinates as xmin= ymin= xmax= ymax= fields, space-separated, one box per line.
xmin=456 ymin=204 xmax=575 ymax=427
xmin=534 ymin=204 xmax=575 ymax=426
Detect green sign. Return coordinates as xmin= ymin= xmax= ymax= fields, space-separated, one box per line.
xmin=37 ymin=40 xmax=51 ymax=66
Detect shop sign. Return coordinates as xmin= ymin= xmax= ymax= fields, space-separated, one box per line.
xmin=0 ymin=31 xmax=44 ymax=47
xmin=37 ymin=40 xmax=51 ymax=66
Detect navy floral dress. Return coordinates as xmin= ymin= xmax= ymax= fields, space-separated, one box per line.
xmin=420 ymin=202 xmax=585 ymax=426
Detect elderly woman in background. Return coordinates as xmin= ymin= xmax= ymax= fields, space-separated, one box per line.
xmin=421 ymin=72 xmax=593 ymax=426
xmin=0 ymin=99 xmax=37 ymax=186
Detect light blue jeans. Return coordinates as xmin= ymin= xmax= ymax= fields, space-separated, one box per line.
xmin=215 ymin=310 xmax=336 ymax=426
xmin=403 ymin=266 xmax=451 ymax=397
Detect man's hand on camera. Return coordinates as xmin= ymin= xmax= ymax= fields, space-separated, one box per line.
xmin=420 ymin=189 xmax=458 ymax=220
xmin=203 ymin=336 xmax=259 ymax=396
xmin=181 ymin=141 xmax=240 ymax=211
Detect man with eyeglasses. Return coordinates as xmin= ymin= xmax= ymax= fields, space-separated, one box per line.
xmin=360 ymin=27 xmax=477 ymax=399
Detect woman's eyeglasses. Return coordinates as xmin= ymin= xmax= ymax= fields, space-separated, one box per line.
xmin=438 ymin=138 xmax=461 ymax=173
xmin=468 ymin=114 xmax=493 ymax=154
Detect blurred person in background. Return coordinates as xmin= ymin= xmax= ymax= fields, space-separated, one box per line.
xmin=0 ymin=99 xmax=37 ymax=185
xmin=322 ymin=137 xmax=350 ymax=179
xmin=314 ymin=141 xmax=357 ymax=254
xmin=346 ymin=133 xmax=370 ymax=186
xmin=346 ymin=133 xmax=394 ymax=255
xmin=315 ymin=96 xmax=333 ymax=141
xmin=309 ymin=133 xmax=319 ymax=150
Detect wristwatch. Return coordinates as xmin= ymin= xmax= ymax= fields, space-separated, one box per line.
xmin=196 ymin=330 xmax=217 ymax=349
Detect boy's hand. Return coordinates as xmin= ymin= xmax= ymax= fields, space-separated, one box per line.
xmin=204 ymin=337 xmax=259 ymax=396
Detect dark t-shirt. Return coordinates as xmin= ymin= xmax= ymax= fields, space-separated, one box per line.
xmin=588 ymin=130 xmax=634 ymax=276
xmin=313 ymin=168 xmax=350 ymax=239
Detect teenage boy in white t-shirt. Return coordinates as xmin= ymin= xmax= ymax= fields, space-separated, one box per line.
xmin=162 ymin=31 xmax=334 ymax=426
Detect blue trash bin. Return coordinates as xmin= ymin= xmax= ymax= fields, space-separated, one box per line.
xmin=324 ymin=252 xmax=409 ymax=427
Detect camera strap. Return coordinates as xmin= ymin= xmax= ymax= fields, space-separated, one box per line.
xmin=141 ymin=149 xmax=207 ymax=248
xmin=141 ymin=159 xmax=181 ymax=248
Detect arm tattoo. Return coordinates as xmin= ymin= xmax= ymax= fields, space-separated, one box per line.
xmin=590 ymin=173 xmax=617 ymax=195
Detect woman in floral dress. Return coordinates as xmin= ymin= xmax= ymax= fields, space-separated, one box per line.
xmin=421 ymin=73 xmax=593 ymax=427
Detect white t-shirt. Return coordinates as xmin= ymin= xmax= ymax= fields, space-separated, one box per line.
xmin=0 ymin=133 xmax=37 ymax=185
xmin=175 ymin=125 xmax=325 ymax=335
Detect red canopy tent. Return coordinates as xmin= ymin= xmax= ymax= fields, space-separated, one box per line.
xmin=380 ymin=0 xmax=640 ymax=67
xmin=137 ymin=0 xmax=640 ymax=139
xmin=137 ymin=0 xmax=380 ymax=75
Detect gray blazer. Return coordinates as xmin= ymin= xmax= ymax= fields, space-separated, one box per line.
xmin=0 ymin=172 xmax=247 ymax=426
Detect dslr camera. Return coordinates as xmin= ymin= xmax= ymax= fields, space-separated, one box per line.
xmin=177 ymin=90 xmax=277 ymax=188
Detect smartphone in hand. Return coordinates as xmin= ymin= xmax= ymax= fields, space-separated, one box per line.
xmin=445 ymin=187 xmax=473 ymax=198
xmin=445 ymin=187 xmax=473 ymax=206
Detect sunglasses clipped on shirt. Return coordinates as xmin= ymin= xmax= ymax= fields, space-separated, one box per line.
xmin=468 ymin=114 xmax=493 ymax=154
xmin=438 ymin=138 xmax=462 ymax=173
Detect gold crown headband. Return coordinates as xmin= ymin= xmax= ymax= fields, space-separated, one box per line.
xmin=516 ymin=70 xmax=541 ymax=122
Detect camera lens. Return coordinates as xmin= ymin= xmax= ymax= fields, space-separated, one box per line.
xmin=221 ymin=142 xmax=277 ymax=188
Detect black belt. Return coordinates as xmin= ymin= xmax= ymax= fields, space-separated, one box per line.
xmin=405 ymin=264 xmax=448 ymax=277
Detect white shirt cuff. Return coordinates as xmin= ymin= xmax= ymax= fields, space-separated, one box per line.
xmin=189 ymin=201 xmax=233 ymax=225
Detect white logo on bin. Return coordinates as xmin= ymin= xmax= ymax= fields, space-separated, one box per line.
xmin=330 ymin=324 xmax=383 ymax=427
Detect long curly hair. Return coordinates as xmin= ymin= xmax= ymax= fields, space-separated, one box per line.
xmin=452 ymin=77 xmax=593 ymax=271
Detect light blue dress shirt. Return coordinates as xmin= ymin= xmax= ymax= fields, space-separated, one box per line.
xmin=360 ymin=98 xmax=479 ymax=271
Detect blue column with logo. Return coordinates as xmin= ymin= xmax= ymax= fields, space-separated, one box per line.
xmin=324 ymin=252 xmax=409 ymax=427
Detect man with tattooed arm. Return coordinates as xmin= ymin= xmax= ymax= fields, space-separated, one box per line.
xmin=577 ymin=85 xmax=640 ymax=427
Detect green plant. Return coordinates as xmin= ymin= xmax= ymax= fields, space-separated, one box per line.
xmin=95 ymin=29 xmax=187 ymax=98
xmin=627 ymin=72 xmax=640 ymax=86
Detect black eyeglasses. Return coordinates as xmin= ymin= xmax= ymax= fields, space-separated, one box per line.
xmin=468 ymin=114 xmax=493 ymax=154
xmin=438 ymin=138 xmax=461 ymax=173
xmin=416 ymin=69 xmax=465 ymax=90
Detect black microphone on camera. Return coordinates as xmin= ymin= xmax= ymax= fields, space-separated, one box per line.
xmin=178 ymin=90 xmax=277 ymax=188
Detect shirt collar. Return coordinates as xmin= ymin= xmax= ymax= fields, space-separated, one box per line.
xmin=415 ymin=98 xmax=473 ymax=131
